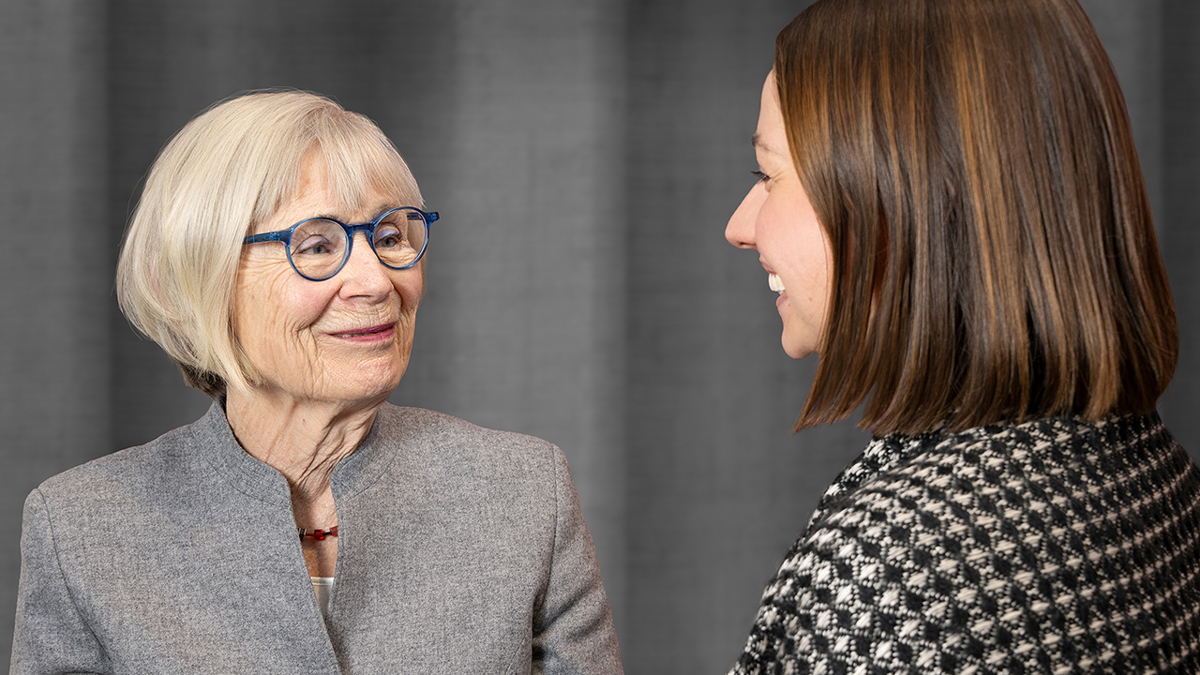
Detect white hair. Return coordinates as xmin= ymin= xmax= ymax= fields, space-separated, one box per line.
xmin=116 ymin=90 xmax=423 ymax=397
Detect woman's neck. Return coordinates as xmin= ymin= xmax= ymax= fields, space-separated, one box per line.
xmin=225 ymin=386 xmax=379 ymax=578
xmin=224 ymin=386 xmax=381 ymax=499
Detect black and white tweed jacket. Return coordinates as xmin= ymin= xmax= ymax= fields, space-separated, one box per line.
xmin=731 ymin=414 xmax=1200 ymax=674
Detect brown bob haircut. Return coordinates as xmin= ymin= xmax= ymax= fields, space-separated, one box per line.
xmin=779 ymin=0 xmax=1178 ymax=435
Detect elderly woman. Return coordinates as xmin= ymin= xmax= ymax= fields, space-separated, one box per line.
xmin=725 ymin=0 xmax=1200 ymax=672
xmin=11 ymin=91 xmax=623 ymax=674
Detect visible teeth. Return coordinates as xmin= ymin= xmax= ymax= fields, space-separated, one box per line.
xmin=768 ymin=273 xmax=785 ymax=292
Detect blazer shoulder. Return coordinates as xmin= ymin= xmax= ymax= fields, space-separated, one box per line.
xmin=34 ymin=422 xmax=199 ymax=503
xmin=368 ymin=405 xmax=574 ymax=502
xmin=377 ymin=403 xmax=563 ymax=463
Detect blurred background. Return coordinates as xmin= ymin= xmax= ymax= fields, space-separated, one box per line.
xmin=1 ymin=1 xmax=1197 ymax=672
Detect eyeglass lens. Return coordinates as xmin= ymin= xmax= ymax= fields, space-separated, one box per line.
xmin=289 ymin=209 xmax=426 ymax=279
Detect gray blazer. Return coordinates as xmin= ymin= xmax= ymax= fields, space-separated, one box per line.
xmin=12 ymin=403 xmax=623 ymax=674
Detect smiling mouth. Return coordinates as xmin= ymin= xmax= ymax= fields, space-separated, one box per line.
xmin=331 ymin=323 xmax=395 ymax=339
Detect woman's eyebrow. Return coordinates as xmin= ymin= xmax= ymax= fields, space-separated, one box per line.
xmin=370 ymin=203 xmax=401 ymax=218
xmin=751 ymin=133 xmax=778 ymax=154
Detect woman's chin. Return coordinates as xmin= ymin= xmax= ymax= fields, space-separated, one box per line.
xmin=780 ymin=329 xmax=816 ymax=360
xmin=351 ymin=366 xmax=407 ymax=402
xmin=782 ymin=343 xmax=811 ymax=360
xmin=306 ymin=357 xmax=407 ymax=407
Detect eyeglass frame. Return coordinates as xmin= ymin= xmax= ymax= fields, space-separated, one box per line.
xmin=241 ymin=206 xmax=438 ymax=281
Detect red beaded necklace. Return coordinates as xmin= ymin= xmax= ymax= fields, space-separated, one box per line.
xmin=297 ymin=526 xmax=338 ymax=541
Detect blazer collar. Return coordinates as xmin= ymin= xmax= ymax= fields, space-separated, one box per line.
xmin=193 ymin=401 xmax=401 ymax=506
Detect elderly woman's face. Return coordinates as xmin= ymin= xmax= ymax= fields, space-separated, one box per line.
xmin=233 ymin=152 xmax=423 ymax=406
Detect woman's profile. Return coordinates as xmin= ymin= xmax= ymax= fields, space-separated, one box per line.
xmin=725 ymin=0 xmax=1200 ymax=671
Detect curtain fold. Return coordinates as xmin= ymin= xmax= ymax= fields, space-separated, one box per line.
xmin=1 ymin=2 xmax=1196 ymax=672
xmin=0 ymin=0 xmax=111 ymax=661
xmin=1160 ymin=0 xmax=1200 ymax=445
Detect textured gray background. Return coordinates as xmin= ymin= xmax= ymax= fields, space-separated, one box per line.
xmin=1 ymin=1 xmax=1196 ymax=673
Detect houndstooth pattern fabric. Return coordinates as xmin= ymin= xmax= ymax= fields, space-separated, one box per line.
xmin=730 ymin=414 xmax=1200 ymax=674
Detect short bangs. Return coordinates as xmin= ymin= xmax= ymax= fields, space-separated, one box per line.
xmin=116 ymin=90 xmax=423 ymax=398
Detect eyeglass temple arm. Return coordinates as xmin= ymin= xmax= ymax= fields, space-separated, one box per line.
xmin=243 ymin=231 xmax=290 ymax=244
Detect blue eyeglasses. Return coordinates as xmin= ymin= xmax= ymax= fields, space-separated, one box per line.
xmin=242 ymin=206 xmax=438 ymax=281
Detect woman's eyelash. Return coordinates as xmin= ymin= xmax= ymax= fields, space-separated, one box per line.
xmin=752 ymin=170 xmax=770 ymax=183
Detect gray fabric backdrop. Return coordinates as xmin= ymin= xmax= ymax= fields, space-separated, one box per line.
xmin=1 ymin=1 xmax=1196 ymax=673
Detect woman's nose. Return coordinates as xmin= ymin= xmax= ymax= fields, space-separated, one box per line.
xmin=726 ymin=186 xmax=761 ymax=249
xmin=339 ymin=233 xmax=394 ymax=296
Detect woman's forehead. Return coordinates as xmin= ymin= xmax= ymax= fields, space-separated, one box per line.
xmin=295 ymin=149 xmax=412 ymax=213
